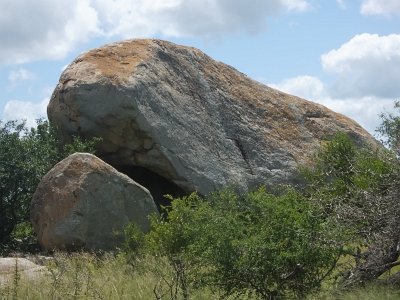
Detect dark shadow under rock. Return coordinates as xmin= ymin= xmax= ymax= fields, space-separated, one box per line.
xmin=113 ymin=165 xmax=187 ymax=211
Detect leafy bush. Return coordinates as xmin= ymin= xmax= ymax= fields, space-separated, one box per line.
xmin=123 ymin=222 xmax=145 ymax=264
xmin=126 ymin=131 xmax=400 ymax=296
xmin=302 ymin=132 xmax=400 ymax=287
xmin=303 ymin=132 xmax=393 ymax=198
xmin=140 ymin=189 xmax=341 ymax=299
xmin=377 ymin=100 xmax=400 ymax=155
xmin=144 ymin=194 xmax=200 ymax=299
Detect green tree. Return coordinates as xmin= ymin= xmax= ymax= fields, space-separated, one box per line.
xmin=0 ymin=119 xmax=99 ymax=251
xmin=377 ymin=100 xmax=400 ymax=155
xmin=303 ymin=132 xmax=400 ymax=287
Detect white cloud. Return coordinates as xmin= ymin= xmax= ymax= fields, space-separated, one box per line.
xmin=92 ymin=0 xmax=312 ymax=38
xmin=269 ymin=75 xmax=394 ymax=133
xmin=336 ymin=0 xmax=346 ymax=9
xmin=8 ymin=68 xmax=35 ymax=84
xmin=321 ymin=34 xmax=400 ymax=99
xmin=270 ymin=34 xmax=400 ymax=133
xmin=0 ymin=0 xmax=99 ymax=64
xmin=3 ymin=98 xmax=48 ymax=128
xmin=361 ymin=0 xmax=400 ymax=16
xmin=0 ymin=0 xmax=311 ymax=64
xmin=281 ymin=0 xmax=312 ymax=12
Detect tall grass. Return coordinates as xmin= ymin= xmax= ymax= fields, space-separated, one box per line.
xmin=1 ymin=252 xmax=400 ymax=300
xmin=312 ymin=286 xmax=400 ymax=300
xmin=0 ymin=253 xmax=215 ymax=300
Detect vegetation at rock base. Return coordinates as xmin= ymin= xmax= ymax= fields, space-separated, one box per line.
xmin=122 ymin=102 xmax=400 ymax=298
xmin=141 ymin=189 xmax=341 ymax=299
xmin=3 ymin=253 xmax=400 ymax=300
xmin=302 ymin=133 xmax=400 ymax=288
xmin=3 ymin=102 xmax=400 ymax=298
xmin=0 ymin=119 xmax=100 ymax=254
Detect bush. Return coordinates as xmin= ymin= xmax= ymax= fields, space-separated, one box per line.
xmin=141 ymin=189 xmax=341 ymax=299
xmin=144 ymin=193 xmax=201 ymax=299
xmin=123 ymin=222 xmax=145 ymax=264
xmin=302 ymin=132 xmax=400 ymax=287
xmin=124 ymin=104 xmax=400 ymax=294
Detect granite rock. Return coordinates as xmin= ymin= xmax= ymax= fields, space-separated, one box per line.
xmin=30 ymin=153 xmax=157 ymax=251
xmin=48 ymin=39 xmax=377 ymax=196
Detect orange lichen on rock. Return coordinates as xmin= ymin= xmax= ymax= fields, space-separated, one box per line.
xmin=48 ymin=39 xmax=379 ymax=195
xmin=79 ymin=39 xmax=154 ymax=84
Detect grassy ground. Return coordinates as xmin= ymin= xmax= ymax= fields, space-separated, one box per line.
xmin=2 ymin=252 xmax=400 ymax=300
xmin=313 ymin=286 xmax=400 ymax=300
xmin=0 ymin=253 xmax=214 ymax=300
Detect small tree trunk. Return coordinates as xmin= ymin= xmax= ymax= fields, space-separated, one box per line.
xmin=343 ymin=238 xmax=400 ymax=287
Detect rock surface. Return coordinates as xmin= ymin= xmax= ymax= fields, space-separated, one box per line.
xmin=30 ymin=153 xmax=157 ymax=251
xmin=0 ymin=257 xmax=47 ymax=287
xmin=48 ymin=39 xmax=377 ymax=196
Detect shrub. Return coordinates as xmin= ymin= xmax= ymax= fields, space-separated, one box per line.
xmin=123 ymin=222 xmax=145 ymax=264
xmin=145 ymin=193 xmax=202 ymax=300
xmin=303 ymin=132 xmax=400 ymax=287
xmin=143 ymin=189 xmax=341 ymax=299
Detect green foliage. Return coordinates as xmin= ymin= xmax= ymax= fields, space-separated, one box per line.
xmin=123 ymin=222 xmax=145 ymax=264
xmin=376 ymin=100 xmax=400 ymax=154
xmin=302 ymin=133 xmax=394 ymax=208
xmin=142 ymin=189 xmax=341 ymax=299
xmin=63 ymin=135 xmax=101 ymax=157
xmin=302 ymin=132 xmax=400 ymax=286
xmin=145 ymin=193 xmax=201 ymax=300
xmin=0 ymin=119 xmax=100 ymax=252
xmin=133 ymin=131 xmax=400 ymax=297
xmin=11 ymin=222 xmax=34 ymax=240
xmin=303 ymin=133 xmax=357 ymax=195
xmin=303 ymin=133 xmax=387 ymax=234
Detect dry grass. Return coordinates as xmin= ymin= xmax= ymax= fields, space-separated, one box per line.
xmin=0 ymin=253 xmax=214 ymax=300
xmin=2 ymin=252 xmax=400 ymax=300
xmin=312 ymin=286 xmax=400 ymax=300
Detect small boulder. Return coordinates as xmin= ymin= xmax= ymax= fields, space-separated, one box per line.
xmin=30 ymin=153 xmax=157 ymax=251
xmin=0 ymin=257 xmax=47 ymax=287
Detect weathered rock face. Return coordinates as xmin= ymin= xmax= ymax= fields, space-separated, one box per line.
xmin=30 ymin=153 xmax=157 ymax=251
xmin=48 ymin=39 xmax=377 ymax=197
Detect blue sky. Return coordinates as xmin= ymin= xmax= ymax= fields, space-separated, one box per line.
xmin=1 ymin=0 xmax=399 ymax=134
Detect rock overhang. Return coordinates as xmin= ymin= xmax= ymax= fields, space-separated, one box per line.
xmin=48 ymin=39 xmax=379 ymax=198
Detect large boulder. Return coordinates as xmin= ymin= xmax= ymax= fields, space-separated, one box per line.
xmin=48 ymin=39 xmax=377 ymax=197
xmin=30 ymin=153 xmax=157 ymax=251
